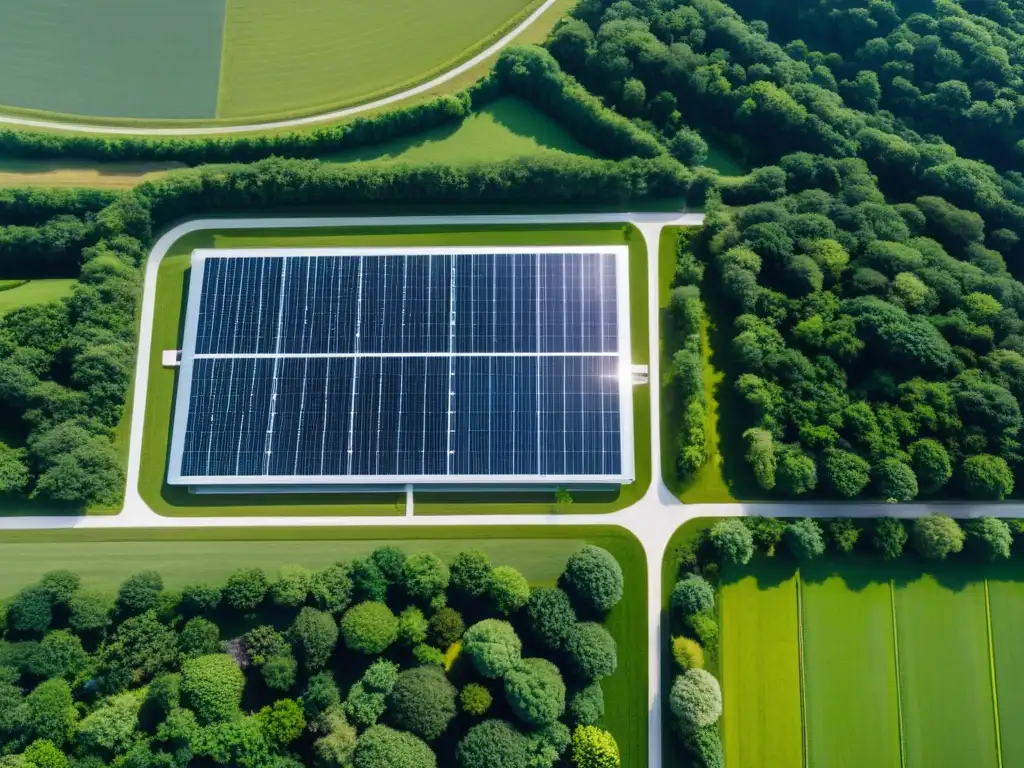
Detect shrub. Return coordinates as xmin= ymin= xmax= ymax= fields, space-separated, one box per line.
xmin=571 ymin=726 xmax=620 ymax=768
xmin=526 ymin=588 xmax=577 ymax=649
xmin=785 ymin=519 xmax=826 ymax=559
xmin=224 ymin=568 xmax=269 ymax=611
xmin=371 ymin=546 xmax=407 ymax=583
xmin=309 ymin=564 xmax=354 ymax=614
xmin=708 ymin=520 xmax=754 ymax=565
xmin=414 ymin=644 xmax=446 ymax=668
xmin=303 ymin=672 xmax=341 ymax=720
xmin=963 ymin=455 xmax=1014 ymax=500
xmin=115 ymin=571 xmax=163 ymax=616
xmin=262 ymin=652 xmax=298 ymax=691
xmin=181 ymin=654 xmax=245 ymax=724
xmin=23 ymin=740 xmax=69 ymax=768
xmin=30 ymin=630 xmax=90 ymax=683
xmin=671 ymin=575 xmax=715 ymax=618
xmin=272 ymin=566 xmax=311 ymax=607
xmin=430 ymin=607 xmax=465 ymax=647
xmin=912 ymin=514 xmax=965 ymax=560
xmin=671 ymin=637 xmax=705 ymax=671
xmin=178 ymin=617 xmax=221 ymax=657
xmin=561 ymin=546 xmax=624 ymax=614
xmin=568 ymin=682 xmax=604 ymax=726
xmin=341 ymin=602 xmax=398 ymax=655
xmin=398 ymin=607 xmax=429 ymax=646
xmin=460 ymin=683 xmax=492 ymax=717
xmin=825 ymin=519 xmax=861 ymax=553
xmin=683 ymin=725 xmax=724 ymax=768
xmin=403 ymin=554 xmax=450 ymax=601
xmin=181 ymin=584 xmax=222 ymax=615
xmin=488 ymin=566 xmax=530 ymax=615
xmin=462 ymin=619 xmax=522 ymax=678
xmin=68 ymin=590 xmax=114 ymax=634
xmin=39 ymin=571 xmax=79 ymax=606
xmin=966 ymin=518 xmax=1012 ymax=560
xmin=741 ymin=517 xmax=787 ymax=556
xmin=25 ymin=678 xmax=77 ymax=746
xmin=686 ymin=614 xmax=719 ymax=650
xmin=313 ymin=710 xmax=358 ymax=768
xmin=386 ymin=666 xmax=458 ymax=741
xmin=564 ymin=622 xmax=617 ymax=680
xmin=257 ymin=698 xmax=305 ymax=748
xmin=503 ymin=658 xmax=566 ymax=726
xmin=872 ymin=517 xmax=908 ymax=559
xmin=290 ymin=607 xmax=339 ymax=670
xmin=9 ymin=586 xmax=53 ymax=635
xmin=669 ymin=669 xmax=722 ymax=732
xmin=353 ymin=725 xmax=437 ymax=768
xmin=456 ymin=719 xmax=530 ymax=768
xmin=449 ymin=551 xmax=493 ymax=598
xmin=244 ymin=626 xmax=288 ymax=666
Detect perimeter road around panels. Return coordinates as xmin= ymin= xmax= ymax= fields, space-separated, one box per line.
xmin=0 ymin=524 xmax=648 ymax=768
xmin=140 ymin=223 xmax=651 ymax=517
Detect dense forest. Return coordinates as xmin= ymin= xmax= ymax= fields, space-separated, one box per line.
xmin=542 ymin=0 xmax=1024 ymax=498
xmin=0 ymin=544 xmax=626 ymax=768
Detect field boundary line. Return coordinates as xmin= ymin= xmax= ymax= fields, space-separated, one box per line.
xmin=214 ymin=0 xmax=232 ymax=119
xmin=984 ymin=580 xmax=1004 ymax=768
xmin=889 ymin=580 xmax=907 ymax=768
xmin=795 ymin=571 xmax=809 ymax=768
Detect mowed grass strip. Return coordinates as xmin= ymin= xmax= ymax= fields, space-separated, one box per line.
xmin=0 ymin=279 xmax=75 ymax=316
xmin=895 ymin=574 xmax=999 ymax=768
xmin=216 ymin=0 xmax=535 ymax=119
xmin=800 ymin=561 xmax=902 ymax=768
xmin=720 ymin=559 xmax=803 ymax=768
xmin=0 ymin=0 xmax=224 ymax=119
xmin=986 ymin=578 xmax=1024 ymax=767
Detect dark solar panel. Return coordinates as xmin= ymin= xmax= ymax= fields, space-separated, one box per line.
xmin=171 ymin=248 xmax=632 ymax=485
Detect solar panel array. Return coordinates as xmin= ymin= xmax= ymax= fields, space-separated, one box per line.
xmin=168 ymin=247 xmax=633 ymax=487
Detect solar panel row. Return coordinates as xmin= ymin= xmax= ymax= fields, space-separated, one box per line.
xmin=168 ymin=247 xmax=633 ymax=487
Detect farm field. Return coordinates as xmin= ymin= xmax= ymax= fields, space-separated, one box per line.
xmin=715 ymin=550 xmax=1011 ymax=768
xmin=0 ymin=279 xmax=75 ymax=315
xmin=0 ymin=524 xmax=648 ymax=768
xmin=0 ymin=0 xmax=543 ymax=124
xmin=0 ymin=158 xmax=185 ymax=189
xmin=141 ymin=222 xmax=651 ymax=517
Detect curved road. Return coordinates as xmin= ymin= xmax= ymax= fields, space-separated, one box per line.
xmin=0 ymin=0 xmax=557 ymax=137
xmin=2 ymin=211 xmax=1018 ymax=768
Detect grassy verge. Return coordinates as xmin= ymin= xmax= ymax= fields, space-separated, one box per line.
xmin=140 ymin=222 xmax=650 ymax=516
xmin=0 ymin=279 xmax=75 ymax=315
xmin=0 ymin=524 xmax=647 ymax=768
xmin=657 ymin=227 xmax=734 ymax=503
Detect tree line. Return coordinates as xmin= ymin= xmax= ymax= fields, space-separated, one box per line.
xmin=0 ymin=544 xmax=625 ymax=768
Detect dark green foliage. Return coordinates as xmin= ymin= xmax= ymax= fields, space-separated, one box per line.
xmin=244 ymin=626 xmax=288 ymax=666
xmin=488 ymin=567 xmax=530 ymax=615
xmin=504 ymin=658 xmax=566 ymax=726
xmin=561 ymin=546 xmax=624 ymax=614
xmin=386 ymin=666 xmax=458 ymax=741
xmin=99 ymin=611 xmax=178 ymax=691
xmin=825 ymin=519 xmax=861 ymax=554
xmin=708 ymin=520 xmax=754 ymax=565
xmin=29 ymin=630 xmax=90 ymax=683
xmin=908 ymin=440 xmax=953 ymax=495
xmin=785 ymin=519 xmax=826 ymax=560
xmin=683 ymin=725 xmax=724 ymax=768
xmin=671 ymin=575 xmax=714 ymax=618
xmin=873 ymin=518 xmax=909 ymax=560
xmin=463 ymin=620 xmax=522 ymax=679
xmin=564 ymin=623 xmax=617 ymax=681
xmin=526 ymin=588 xmax=576 ymax=650
xmin=289 ymin=608 xmax=339 ymax=671
xmin=308 ymin=564 xmax=353 ymax=615
xmin=370 ymin=546 xmax=407 ymax=584
xmin=38 ymin=572 xmax=79 ymax=607
xmin=429 ymin=608 xmax=465 ymax=648
xmin=224 ymin=569 xmax=269 ymax=612
xmin=181 ymin=585 xmax=221 ymax=615
xmin=403 ymin=554 xmax=450 ymax=602
xmin=912 ymin=514 xmax=966 ymax=560
xmin=262 ymin=651 xmax=298 ymax=692
xmin=302 ymin=672 xmax=341 ymax=721
xmin=741 ymin=516 xmax=787 ymax=556
xmin=24 ymin=679 xmax=77 ymax=746
xmin=456 ymin=719 xmax=530 ymax=768
xmin=449 ymin=551 xmax=493 ymax=598
xmin=178 ymin=618 xmax=221 ymax=658
xmin=353 ymin=725 xmax=437 ymax=768
xmin=8 ymin=587 xmax=52 ymax=636
xmin=351 ymin=559 xmax=389 ymax=603
xmin=271 ymin=566 xmax=311 ymax=608
xmin=181 ymin=654 xmax=244 ymax=724
xmin=824 ymin=449 xmax=871 ymax=498
xmin=569 ymin=682 xmax=605 ymax=726
xmin=341 ymin=602 xmax=398 ymax=655
xmin=875 ymin=459 xmax=919 ymax=502
xmin=143 ymin=673 xmax=181 ymax=722
xmin=963 ymin=455 xmax=1015 ymax=500
xmin=966 ymin=518 xmax=1013 ymax=561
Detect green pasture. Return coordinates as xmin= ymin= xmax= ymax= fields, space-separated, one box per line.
xmin=0 ymin=0 xmax=223 ymax=120
xmin=0 ymin=525 xmax=647 ymax=768
xmin=720 ymin=560 xmax=804 ymax=768
xmin=800 ymin=561 xmax=901 ymax=768
xmin=988 ymin=578 xmax=1024 ymax=767
xmin=323 ymin=97 xmax=596 ymax=165
xmin=217 ymin=0 xmax=538 ymax=120
xmin=0 ymin=279 xmax=75 ymax=316
xmin=141 ymin=222 xmax=650 ymax=516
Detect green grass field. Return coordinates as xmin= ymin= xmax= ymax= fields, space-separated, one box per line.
xmin=0 ymin=279 xmax=74 ymax=315
xmin=711 ymin=543 xmax=1012 ymax=768
xmin=216 ymin=0 xmax=538 ymax=120
xmin=0 ymin=525 xmax=647 ymax=768
xmin=720 ymin=559 xmax=804 ymax=768
xmin=323 ymin=97 xmax=596 ymax=165
xmin=0 ymin=0 xmax=224 ymax=120
xmin=142 ymin=222 xmax=650 ymax=516
xmin=800 ymin=561 xmax=901 ymax=768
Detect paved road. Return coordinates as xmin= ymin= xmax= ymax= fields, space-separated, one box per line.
xmin=0 ymin=0 xmax=558 ymax=137
xmin=5 ymin=210 xmax=1022 ymax=768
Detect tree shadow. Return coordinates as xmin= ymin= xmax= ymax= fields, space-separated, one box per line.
xmin=485 ymin=97 xmax=597 ymax=156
